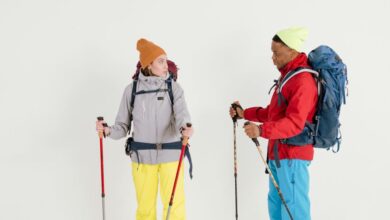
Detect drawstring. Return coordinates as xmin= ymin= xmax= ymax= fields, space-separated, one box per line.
xmin=268 ymin=79 xmax=279 ymax=95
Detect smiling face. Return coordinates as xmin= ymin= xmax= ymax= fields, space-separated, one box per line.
xmin=271 ymin=40 xmax=299 ymax=70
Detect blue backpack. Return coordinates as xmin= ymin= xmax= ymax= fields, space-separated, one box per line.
xmin=278 ymin=45 xmax=348 ymax=152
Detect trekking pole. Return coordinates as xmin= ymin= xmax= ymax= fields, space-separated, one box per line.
xmin=244 ymin=121 xmax=294 ymax=220
xmin=97 ymin=116 xmax=108 ymax=220
xmin=231 ymin=103 xmax=242 ymax=220
xmin=166 ymin=123 xmax=192 ymax=220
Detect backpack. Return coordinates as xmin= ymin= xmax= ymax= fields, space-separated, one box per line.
xmin=277 ymin=45 xmax=348 ymax=152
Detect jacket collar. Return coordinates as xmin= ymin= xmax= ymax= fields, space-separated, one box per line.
xmin=279 ymin=53 xmax=310 ymax=77
xmin=138 ymin=71 xmax=170 ymax=83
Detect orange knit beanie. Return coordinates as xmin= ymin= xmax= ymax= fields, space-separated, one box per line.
xmin=136 ymin=38 xmax=166 ymax=68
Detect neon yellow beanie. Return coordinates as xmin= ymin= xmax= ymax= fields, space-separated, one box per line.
xmin=276 ymin=27 xmax=309 ymax=52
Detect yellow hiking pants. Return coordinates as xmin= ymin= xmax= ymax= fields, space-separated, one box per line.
xmin=132 ymin=162 xmax=186 ymax=220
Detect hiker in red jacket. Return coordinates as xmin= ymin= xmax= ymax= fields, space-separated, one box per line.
xmin=230 ymin=27 xmax=318 ymax=220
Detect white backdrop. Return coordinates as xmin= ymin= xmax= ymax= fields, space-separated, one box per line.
xmin=1 ymin=0 xmax=390 ymax=219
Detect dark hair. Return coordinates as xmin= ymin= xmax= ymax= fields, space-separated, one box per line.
xmin=133 ymin=60 xmax=178 ymax=81
xmin=141 ymin=67 xmax=153 ymax=76
xmin=272 ymin=35 xmax=287 ymax=46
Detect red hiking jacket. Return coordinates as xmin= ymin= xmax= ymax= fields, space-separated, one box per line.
xmin=243 ymin=53 xmax=318 ymax=161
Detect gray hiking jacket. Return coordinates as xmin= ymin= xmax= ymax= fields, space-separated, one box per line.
xmin=108 ymin=72 xmax=191 ymax=164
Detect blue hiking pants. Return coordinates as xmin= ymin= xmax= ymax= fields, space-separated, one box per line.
xmin=268 ymin=159 xmax=311 ymax=220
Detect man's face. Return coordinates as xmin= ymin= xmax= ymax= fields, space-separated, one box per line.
xmin=271 ymin=41 xmax=295 ymax=70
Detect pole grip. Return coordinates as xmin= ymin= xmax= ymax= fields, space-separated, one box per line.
xmin=244 ymin=121 xmax=260 ymax=146
xmin=181 ymin=123 xmax=192 ymax=146
xmin=231 ymin=103 xmax=243 ymax=123
xmin=97 ymin=116 xmax=108 ymax=138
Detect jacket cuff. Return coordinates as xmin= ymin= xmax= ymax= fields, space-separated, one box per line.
xmin=104 ymin=126 xmax=111 ymax=137
xmin=243 ymin=107 xmax=257 ymax=121
xmin=259 ymin=124 xmax=266 ymax=139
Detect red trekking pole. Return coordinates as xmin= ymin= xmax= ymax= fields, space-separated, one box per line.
xmin=166 ymin=123 xmax=192 ymax=220
xmin=97 ymin=116 xmax=108 ymax=220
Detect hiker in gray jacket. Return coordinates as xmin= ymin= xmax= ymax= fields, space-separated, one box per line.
xmin=96 ymin=38 xmax=193 ymax=220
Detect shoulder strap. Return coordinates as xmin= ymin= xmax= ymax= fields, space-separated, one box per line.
xmin=127 ymin=80 xmax=138 ymax=134
xmin=166 ymin=75 xmax=174 ymax=106
xmin=128 ymin=75 xmax=175 ymax=135
xmin=268 ymin=79 xmax=280 ymax=95
xmin=277 ymin=67 xmax=319 ymax=94
xmin=275 ymin=67 xmax=319 ymax=107
xmin=130 ymin=80 xmax=138 ymax=109
xmin=130 ymin=75 xmax=175 ymax=109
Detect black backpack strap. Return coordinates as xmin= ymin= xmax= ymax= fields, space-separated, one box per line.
xmin=265 ymin=151 xmax=269 ymax=174
xmin=333 ymin=130 xmax=342 ymax=153
xmin=166 ymin=75 xmax=174 ymax=106
xmin=127 ymin=80 xmax=138 ymax=134
xmin=132 ymin=74 xmax=174 ymax=107
xmin=273 ymin=141 xmax=281 ymax=168
xmin=185 ymin=145 xmax=193 ymax=179
xmin=268 ymin=79 xmax=280 ymax=95
xmin=128 ymin=76 xmax=175 ymax=133
xmin=278 ymin=92 xmax=288 ymax=106
xmin=130 ymin=75 xmax=175 ymax=111
xmin=130 ymin=80 xmax=138 ymax=109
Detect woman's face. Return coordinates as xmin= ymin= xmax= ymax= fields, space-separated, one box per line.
xmin=148 ymin=54 xmax=168 ymax=77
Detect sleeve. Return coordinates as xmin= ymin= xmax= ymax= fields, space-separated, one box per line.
xmin=172 ymin=82 xmax=191 ymax=131
xmin=107 ymin=84 xmax=133 ymax=140
xmin=260 ymin=75 xmax=317 ymax=140
xmin=243 ymin=105 xmax=270 ymax=122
